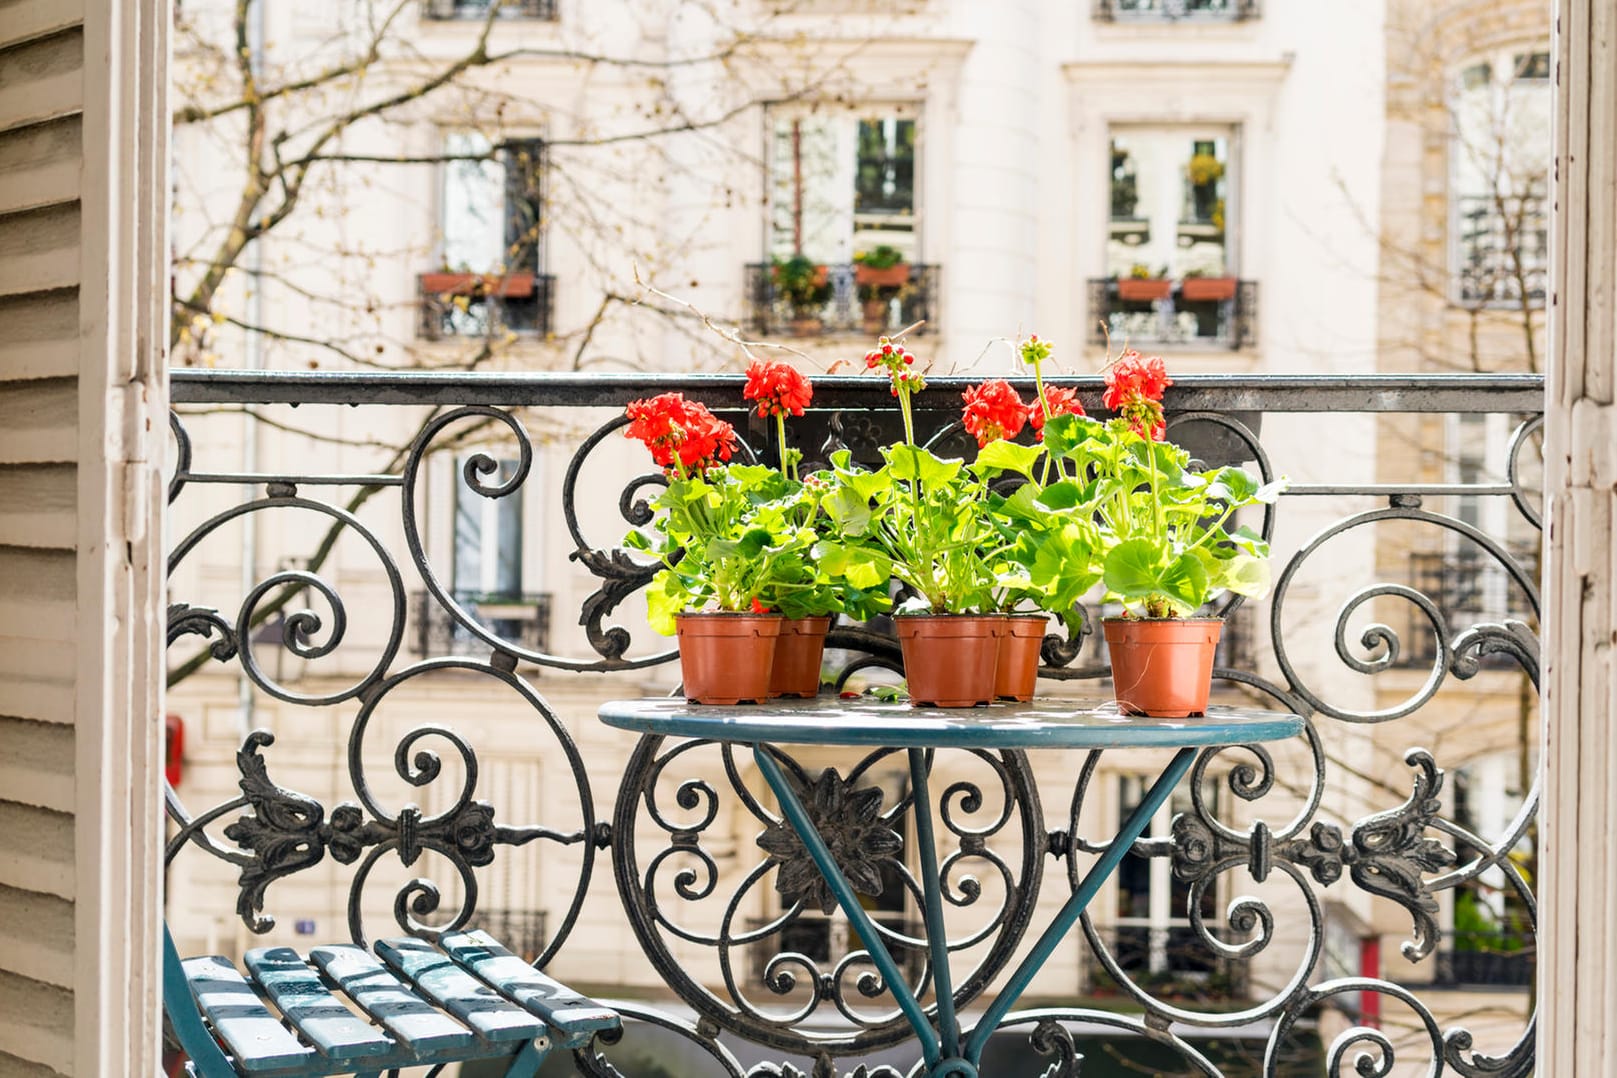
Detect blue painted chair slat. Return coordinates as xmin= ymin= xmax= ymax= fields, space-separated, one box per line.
xmin=373 ymin=936 xmax=544 ymax=1043
xmin=242 ymin=948 xmax=395 ymax=1062
xmin=439 ymin=930 xmax=621 ymax=1048
xmin=307 ymin=944 xmax=478 ymax=1054
xmin=178 ymin=955 xmax=319 ymax=1073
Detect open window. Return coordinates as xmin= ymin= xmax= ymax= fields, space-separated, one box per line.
xmin=421 ymin=134 xmax=553 ymax=339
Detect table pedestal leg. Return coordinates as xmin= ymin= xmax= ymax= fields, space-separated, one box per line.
xmin=961 ymin=746 xmax=1197 ymax=1065
xmin=753 ymin=745 xmax=946 ymax=1071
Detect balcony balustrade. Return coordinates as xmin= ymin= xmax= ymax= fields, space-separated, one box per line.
xmin=421 ymin=0 xmax=557 ymax=19
xmin=1093 ymin=0 xmax=1260 ymax=21
xmin=1088 ymin=277 xmax=1258 ymax=350
xmin=744 ymin=262 xmax=940 ymax=339
xmin=1456 ymin=194 xmax=1549 ymax=306
xmin=412 ymin=588 xmax=552 ymax=658
xmin=165 ymin=369 xmax=1542 ymax=1078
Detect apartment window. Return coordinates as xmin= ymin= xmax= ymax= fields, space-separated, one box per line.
xmin=1094 ymin=0 xmax=1259 ymax=22
xmin=1096 ymin=127 xmax=1253 ymax=348
xmin=1111 ymin=777 xmax=1221 ymax=985
xmin=421 ymin=0 xmax=558 ymax=20
xmin=422 ymin=134 xmax=552 ymax=339
xmin=454 ymin=456 xmax=523 ymax=601
xmin=768 ymin=108 xmax=918 ymax=264
xmin=1451 ymin=49 xmax=1550 ymax=306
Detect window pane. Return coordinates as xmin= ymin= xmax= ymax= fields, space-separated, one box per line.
xmin=1107 ymin=128 xmax=1230 ymax=280
xmin=503 ymin=139 xmax=544 ymax=275
xmin=768 ymin=111 xmax=916 ymax=264
xmin=442 ymin=132 xmax=504 ymax=273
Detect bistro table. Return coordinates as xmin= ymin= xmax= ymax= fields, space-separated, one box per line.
xmin=598 ymin=697 xmax=1304 ymax=1078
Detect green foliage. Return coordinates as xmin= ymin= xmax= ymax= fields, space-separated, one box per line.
xmin=770 ymin=253 xmax=831 ymax=313
xmin=853 ymin=244 xmax=906 ymax=270
xmin=1034 ymin=412 xmax=1284 ymax=618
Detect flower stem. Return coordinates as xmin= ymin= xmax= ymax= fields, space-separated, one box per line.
xmin=775 ymin=412 xmax=790 ymax=480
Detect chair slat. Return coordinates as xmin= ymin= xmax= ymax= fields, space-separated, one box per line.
xmin=307 ymin=945 xmax=478 ymax=1055
xmin=439 ymin=930 xmax=620 ymax=1048
xmin=179 ymin=955 xmax=317 ymax=1074
xmin=374 ymin=937 xmax=543 ymax=1043
xmin=243 ymin=948 xmax=394 ymax=1062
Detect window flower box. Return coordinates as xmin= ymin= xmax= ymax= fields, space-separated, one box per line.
xmin=420 ymin=271 xmax=536 ymax=299
xmin=1180 ymin=276 xmax=1238 ymax=302
xmin=1117 ymin=277 xmax=1173 ymax=302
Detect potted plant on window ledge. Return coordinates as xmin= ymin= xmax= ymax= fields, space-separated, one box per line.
xmin=772 ymin=253 xmax=832 ymax=337
xmin=1040 ymin=352 xmax=1285 ymax=717
xmin=854 ymin=245 xmax=911 ymax=335
xmin=420 ymin=267 xmax=536 ymax=298
xmin=1116 ymin=263 xmax=1173 ymax=303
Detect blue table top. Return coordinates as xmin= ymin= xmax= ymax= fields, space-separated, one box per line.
xmin=597 ymin=697 xmax=1304 ymax=750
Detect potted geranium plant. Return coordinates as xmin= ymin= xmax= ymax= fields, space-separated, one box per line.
xmin=1039 ymin=352 xmax=1285 ymax=717
xmin=819 ymin=339 xmax=1007 ymax=707
xmin=622 ymin=392 xmax=809 ymax=705
xmin=771 ymin=253 xmax=832 ymax=336
xmin=853 ymin=244 xmax=909 ymax=288
xmin=963 ymin=336 xmax=1097 ymax=701
xmin=742 ymin=359 xmax=890 ymax=698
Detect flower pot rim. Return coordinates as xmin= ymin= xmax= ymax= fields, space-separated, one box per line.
xmin=1103 ymin=615 xmax=1224 ymax=624
xmin=677 ymin=610 xmax=785 ymax=619
xmin=892 ymin=612 xmax=1003 ymax=620
xmin=1001 ymin=611 xmax=1050 ymax=621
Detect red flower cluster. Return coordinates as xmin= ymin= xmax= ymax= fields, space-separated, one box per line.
xmin=961 ymin=380 xmax=1027 ymax=448
xmin=743 ymin=360 xmax=813 ymax=418
xmin=1102 ymin=350 xmax=1172 ymax=440
xmin=624 ymin=392 xmax=737 ymax=474
xmin=1027 ymin=385 xmax=1085 ymax=441
xmin=863 ymin=337 xmax=927 ymax=397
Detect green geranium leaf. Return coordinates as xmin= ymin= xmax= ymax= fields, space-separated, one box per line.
xmin=885 ymin=444 xmax=962 ymax=486
xmin=1037 ymin=480 xmax=1087 ymax=510
xmin=1102 ymin=537 xmax=1169 ymax=599
xmin=644 ymin=571 xmax=682 ymax=636
xmin=1040 ymin=412 xmax=1096 ymax=458
xmin=1221 ymin=553 xmax=1273 ymax=598
xmin=823 ymin=486 xmax=872 ymax=533
xmin=737 ymin=528 xmax=773 ymax=558
xmin=1254 ymin=477 xmax=1289 ymax=503
xmin=1207 ymin=466 xmax=1259 ymax=503
xmin=1157 ymin=552 xmax=1209 ymax=613
xmin=974 ymin=439 xmax=1045 ymax=480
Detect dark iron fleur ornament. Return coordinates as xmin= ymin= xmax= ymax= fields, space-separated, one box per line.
xmin=756 ymin=768 xmax=903 ymax=915
xmin=1172 ymin=749 xmax=1457 ymax=961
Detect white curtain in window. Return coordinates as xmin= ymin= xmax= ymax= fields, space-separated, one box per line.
xmin=442 ymin=131 xmax=505 ymax=273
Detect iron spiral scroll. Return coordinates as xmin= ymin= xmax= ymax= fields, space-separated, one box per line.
xmin=162 ymin=373 xmax=1544 ymax=1077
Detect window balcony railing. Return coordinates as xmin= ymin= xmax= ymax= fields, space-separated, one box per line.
xmin=744 ymin=262 xmax=940 ymax=339
xmin=412 ymin=588 xmax=552 ymax=657
xmin=1456 ymin=194 xmax=1548 ymax=306
xmin=417 ymin=271 xmax=555 ymax=341
xmin=420 ymin=0 xmax=558 ymax=19
xmin=1430 ymin=931 xmax=1535 ymax=989
xmin=1093 ymin=0 xmax=1259 ymax=21
xmin=1399 ymin=543 xmax=1540 ymax=669
xmin=165 ymin=369 xmax=1544 ymax=1078
xmin=1088 ymin=277 xmax=1257 ymax=350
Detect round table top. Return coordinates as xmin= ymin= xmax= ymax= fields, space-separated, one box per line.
xmin=598 ymin=696 xmax=1305 ymax=750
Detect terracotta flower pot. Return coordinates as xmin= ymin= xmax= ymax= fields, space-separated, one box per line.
xmin=1117 ymin=278 xmax=1173 ymax=302
xmin=1103 ymin=617 xmax=1222 ymax=718
xmin=676 ymin=612 xmax=782 ymax=705
xmin=895 ymin=615 xmax=1004 ymax=708
xmin=995 ymin=614 xmax=1047 ymax=702
xmin=770 ymin=616 xmax=832 ymax=699
xmin=854 ymin=262 xmax=909 ymax=288
xmin=1180 ymin=276 xmax=1237 ymax=303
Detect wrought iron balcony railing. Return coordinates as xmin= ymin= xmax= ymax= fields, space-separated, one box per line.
xmin=417 ymin=271 xmax=556 ymax=341
xmin=421 ymin=0 xmax=558 ymax=19
xmin=1087 ymin=277 xmax=1258 ymax=350
xmin=1093 ymin=0 xmax=1260 ymax=21
xmin=744 ymin=262 xmax=940 ymax=339
xmin=1430 ymin=930 xmax=1535 ymax=989
xmin=164 ymin=369 xmax=1543 ymax=1078
xmin=412 ymin=588 xmax=552 ymax=658
xmin=1401 ymin=544 xmax=1540 ymax=668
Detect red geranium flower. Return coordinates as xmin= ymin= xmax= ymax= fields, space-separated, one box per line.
xmin=864 ymin=337 xmax=925 ymax=393
xmin=1102 ymin=351 xmax=1172 ymax=410
xmin=1027 ymin=385 xmax=1085 ymax=441
xmin=743 ymin=360 xmax=813 ymax=418
xmin=624 ymin=392 xmax=737 ymax=474
xmin=1102 ymin=351 xmax=1172 ymax=442
xmin=961 ymin=380 xmax=1027 ymax=448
